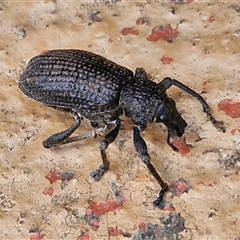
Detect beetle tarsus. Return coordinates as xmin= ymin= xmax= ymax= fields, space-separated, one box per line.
xmin=90 ymin=164 xmax=106 ymax=181
xmin=153 ymin=189 xmax=166 ymax=209
xmin=207 ymin=112 xmax=225 ymax=133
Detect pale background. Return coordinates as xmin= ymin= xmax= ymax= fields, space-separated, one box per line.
xmin=0 ymin=1 xmax=240 ymax=239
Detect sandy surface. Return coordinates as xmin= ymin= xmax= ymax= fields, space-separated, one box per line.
xmin=1 ymin=1 xmax=240 ymax=239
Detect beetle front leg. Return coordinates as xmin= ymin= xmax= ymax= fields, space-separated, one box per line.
xmin=43 ymin=113 xmax=82 ymax=148
xmin=90 ymin=119 xmax=121 ymax=181
xmin=133 ymin=126 xmax=168 ymax=209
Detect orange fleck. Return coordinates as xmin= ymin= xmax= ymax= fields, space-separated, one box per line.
xmin=163 ymin=206 xmax=176 ymax=212
xmin=30 ymin=233 xmax=44 ymax=240
xmin=171 ymin=139 xmax=191 ymax=156
xmin=108 ymin=37 xmax=113 ymax=43
xmin=231 ymin=129 xmax=240 ymax=135
xmin=116 ymin=172 xmax=121 ymax=180
xmin=136 ymin=17 xmax=149 ymax=25
xmin=202 ymin=80 xmax=209 ymax=87
xmin=42 ymin=187 xmax=54 ymax=197
xmin=138 ymin=222 xmax=146 ymax=230
xmin=170 ymin=179 xmax=191 ymax=196
xmin=77 ymin=233 xmax=90 ymax=240
xmin=218 ymin=99 xmax=240 ymax=118
xmin=160 ymin=56 xmax=173 ymax=64
xmin=45 ymin=169 xmax=62 ymax=183
xmin=121 ymin=27 xmax=139 ymax=36
xmin=108 ymin=227 xmax=123 ymax=236
xmin=147 ymin=24 xmax=178 ymax=42
xmin=87 ymin=200 xmax=123 ymax=216
xmin=208 ymin=15 xmax=216 ymax=23
xmin=41 ymin=49 xmax=50 ymax=55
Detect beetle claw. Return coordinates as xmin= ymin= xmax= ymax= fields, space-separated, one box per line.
xmin=213 ymin=120 xmax=225 ymax=133
xmin=153 ymin=189 xmax=166 ymax=209
xmin=90 ymin=164 xmax=106 ymax=181
xmin=207 ymin=113 xmax=226 ymax=133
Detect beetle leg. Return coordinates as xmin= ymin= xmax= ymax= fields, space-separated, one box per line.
xmin=160 ymin=78 xmax=225 ymax=132
xmin=90 ymin=119 xmax=121 ymax=181
xmin=133 ymin=126 xmax=168 ymax=209
xmin=42 ymin=113 xmax=82 ymax=148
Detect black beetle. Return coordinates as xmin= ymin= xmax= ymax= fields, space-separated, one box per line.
xmin=18 ymin=49 xmax=225 ymax=208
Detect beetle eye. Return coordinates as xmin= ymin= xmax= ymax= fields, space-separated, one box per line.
xmin=159 ymin=114 xmax=168 ymax=122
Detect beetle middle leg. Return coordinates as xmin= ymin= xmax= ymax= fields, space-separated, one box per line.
xmin=42 ymin=111 xmax=119 ymax=148
xmin=90 ymin=119 xmax=121 ymax=181
xmin=133 ymin=126 xmax=168 ymax=209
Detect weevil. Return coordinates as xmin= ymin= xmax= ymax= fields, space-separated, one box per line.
xmin=18 ymin=49 xmax=225 ymax=208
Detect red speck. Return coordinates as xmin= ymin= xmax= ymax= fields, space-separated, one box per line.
xmin=43 ymin=114 xmax=50 ymax=120
xmin=116 ymin=172 xmax=121 ymax=180
xmin=197 ymin=181 xmax=214 ymax=187
xmin=77 ymin=232 xmax=91 ymax=240
xmin=30 ymin=233 xmax=44 ymax=240
xmin=147 ymin=24 xmax=178 ymax=42
xmin=121 ymin=27 xmax=139 ymax=36
xmin=170 ymin=178 xmax=191 ymax=196
xmin=85 ymin=192 xmax=125 ymax=230
xmin=138 ymin=222 xmax=146 ymax=230
xmin=41 ymin=49 xmax=50 ymax=55
xmin=202 ymin=80 xmax=210 ymax=92
xmin=42 ymin=187 xmax=54 ymax=197
xmin=202 ymin=80 xmax=209 ymax=87
xmin=163 ymin=206 xmax=176 ymax=212
xmin=231 ymin=129 xmax=240 ymax=135
xmin=136 ymin=17 xmax=149 ymax=25
xmin=108 ymin=227 xmax=123 ymax=236
xmin=84 ymin=210 xmax=100 ymax=231
xmin=160 ymin=56 xmax=174 ymax=64
xmin=108 ymin=37 xmax=113 ymax=43
xmin=208 ymin=15 xmax=216 ymax=23
xmin=45 ymin=169 xmax=62 ymax=184
xmin=87 ymin=200 xmax=123 ymax=216
xmin=171 ymin=139 xmax=191 ymax=156
xmin=32 ymin=116 xmax=38 ymax=122
xmin=45 ymin=169 xmax=74 ymax=189
xmin=90 ymin=12 xmax=103 ymax=22
xmin=108 ymin=227 xmax=131 ymax=237
xmin=218 ymin=99 xmax=240 ymax=118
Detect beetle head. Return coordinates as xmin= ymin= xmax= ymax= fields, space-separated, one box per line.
xmin=155 ymin=97 xmax=187 ymax=138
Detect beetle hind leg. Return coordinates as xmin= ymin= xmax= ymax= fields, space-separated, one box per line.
xmin=90 ymin=119 xmax=121 ymax=181
xmin=42 ymin=112 xmax=82 ymax=148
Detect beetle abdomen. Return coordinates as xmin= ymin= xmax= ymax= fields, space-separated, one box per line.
xmin=19 ymin=49 xmax=133 ymax=112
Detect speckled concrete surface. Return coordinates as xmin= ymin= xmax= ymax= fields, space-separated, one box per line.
xmin=1 ymin=1 xmax=240 ymax=239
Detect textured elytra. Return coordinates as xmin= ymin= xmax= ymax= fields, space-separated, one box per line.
xmin=19 ymin=50 xmax=133 ymax=116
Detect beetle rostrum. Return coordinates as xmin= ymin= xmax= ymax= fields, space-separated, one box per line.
xmin=18 ymin=49 xmax=225 ymax=209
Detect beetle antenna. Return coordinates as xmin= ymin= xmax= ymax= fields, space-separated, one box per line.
xmin=160 ymin=77 xmax=225 ymax=132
